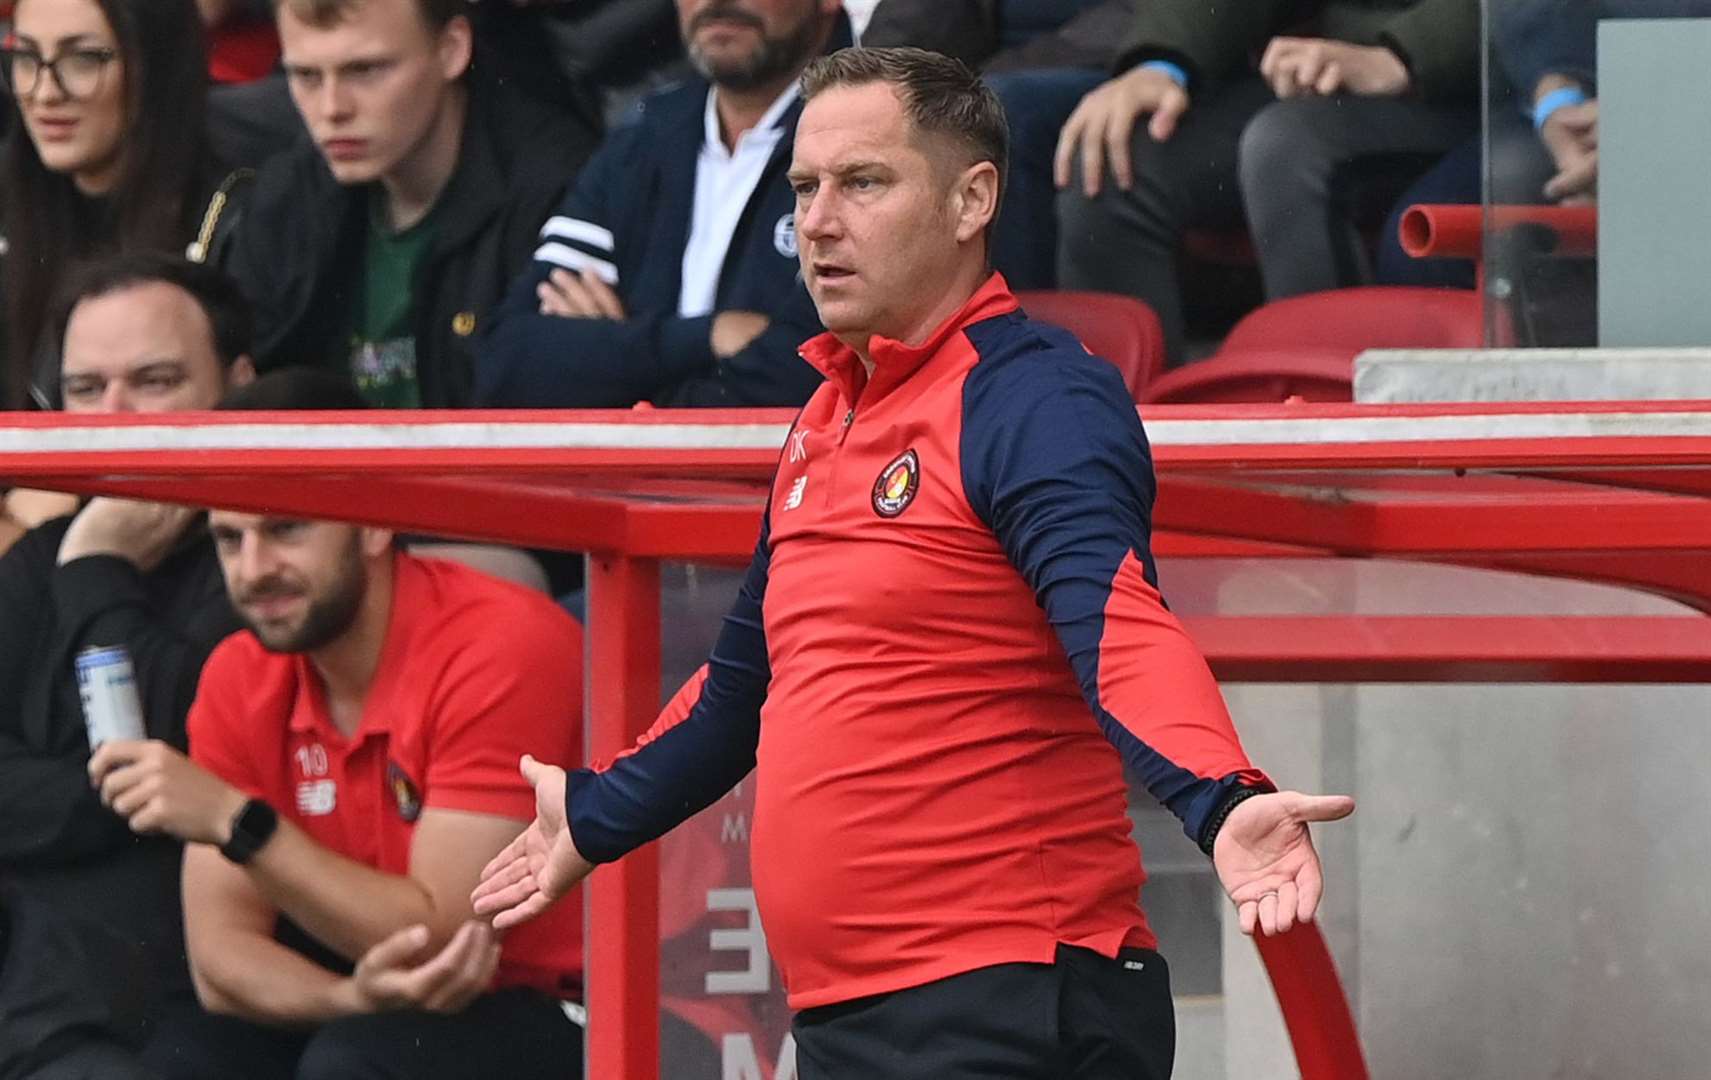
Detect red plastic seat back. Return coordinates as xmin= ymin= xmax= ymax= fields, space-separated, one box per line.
xmin=1017 ymin=289 xmax=1167 ymax=403
xmin=1145 ymin=287 xmax=1483 ymax=405
xmin=1142 ymin=348 xmax=1361 ymax=404
xmin=1218 ymin=286 xmax=1483 ymax=357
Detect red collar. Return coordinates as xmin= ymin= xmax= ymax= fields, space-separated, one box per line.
xmin=287 ymin=555 xmax=413 ymax=741
xmin=798 ymin=272 xmax=1019 ymax=406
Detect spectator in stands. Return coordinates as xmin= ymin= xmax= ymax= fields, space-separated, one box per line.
xmin=474 ymin=0 xmax=848 ymax=409
xmin=226 ymin=0 xmax=598 ymax=407
xmin=0 ymin=0 xmax=250 ymax=411
xmin=200 ymin=0 xmax=615 ymax=172
xmin=861 ymin=0 xmax=1137 ymax=289
xmin=1054 ymin=0 xmax=1480 ymax=364
xmin=1374 ymin=0 xmax=1705 ymax=292
xmin=1500 ymin=0 xmax=1602 ymax=208
xmin=0 ymin=253 xmax=254 ymax=1080
xmin=84 ymin=431 xmax=587 ymax=1078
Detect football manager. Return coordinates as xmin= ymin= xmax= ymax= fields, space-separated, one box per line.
xmin=476 ymin=45 xmax=1354 ymax=1079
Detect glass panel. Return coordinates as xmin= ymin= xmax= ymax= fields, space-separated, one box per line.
xmin=650 ymin=562 xmax=1229 ymax=1076
xmin=657 ymin=564 xmax=793 ymax=1078
xmin=1482 ymin=3 xmax=1711 ymax=349
xmin=1480 ymin=0 xmax=1599 ymax=348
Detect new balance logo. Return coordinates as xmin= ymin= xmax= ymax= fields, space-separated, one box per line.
xmin=296 ymin=780 xmax=337 ymax=816
xmin=1123 ymin=960 xmax=1146 ymax=971
xmin=784 ymin=475 xmax=808 ymax=511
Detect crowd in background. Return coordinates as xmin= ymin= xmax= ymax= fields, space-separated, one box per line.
xmin=0 ymin=0 xmax=1681 ymax=412
xmin=0 ymin=0 xmax=1698 ymax=1076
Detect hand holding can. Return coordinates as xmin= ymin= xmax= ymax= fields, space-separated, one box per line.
xmin=76 ymin=646 xmax=148 ymax=750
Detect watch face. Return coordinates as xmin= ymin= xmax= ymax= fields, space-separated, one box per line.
xmin=225 ymin=800 xmax=278 ymax=863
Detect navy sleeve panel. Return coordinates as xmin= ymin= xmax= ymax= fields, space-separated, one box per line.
xmin=961 ymin=317 xmax=1270 ymax=845
xmin=473 ymin=133 xmax=713 ymax=408
xmin=657 ymin=283 xmax=825 ymax=407
xmin=565 ymin=512 xmax=773 ymax=863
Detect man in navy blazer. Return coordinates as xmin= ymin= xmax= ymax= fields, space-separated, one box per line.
xmin=477 ymin=0 xmax=852 ymax=408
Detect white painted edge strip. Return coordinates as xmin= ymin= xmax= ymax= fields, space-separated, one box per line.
xmin=3 ymin=411 xmax=1711 ymax=456
xmin=532 ymin=243 xmax=620 ymax=285
xmin=0 ymin=421 xmax=795 ymax=453
xmin=1146 ymin=410 xmax=1711 ymax=447
xmin=540 ymin=215 xmax=615 ymax=252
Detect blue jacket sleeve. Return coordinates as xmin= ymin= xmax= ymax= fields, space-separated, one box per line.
xmin=564 ymin=512 xmax=773 ymax=862
xmin=960 ymin=323 xmax=1272 ymax=848
xmin=1494 ymin=0 xmax=1598 ymax=100
xmin=474 ymin=137 xmax=720 ymax=408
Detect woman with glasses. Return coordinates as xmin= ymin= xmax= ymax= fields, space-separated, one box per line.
xmin=1 ymin=0 xmax=250 ymax=413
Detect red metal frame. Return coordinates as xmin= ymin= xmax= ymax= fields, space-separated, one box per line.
xmin=9 ymin=400 xmax=1711 ymax=1080
xmin=585 ymin=555 xmax=663 ymax=1077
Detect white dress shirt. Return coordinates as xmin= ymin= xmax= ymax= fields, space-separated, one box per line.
xmin=678 ymin=82 xmax=801 ymax=319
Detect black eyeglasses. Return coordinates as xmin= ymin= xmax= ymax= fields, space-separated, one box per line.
xmin=1 ymin=45 xmax=119 ymax=101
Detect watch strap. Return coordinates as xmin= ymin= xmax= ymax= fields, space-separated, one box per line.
xmin=1198 ymin=785 xmax=1269 ymax=857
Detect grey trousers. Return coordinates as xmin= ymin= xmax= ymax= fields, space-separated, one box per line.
xmin=1057 ymin=76 xmax=1476 ymax=363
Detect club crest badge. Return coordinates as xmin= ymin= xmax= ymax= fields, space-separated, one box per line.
xmin=774 ymin=213 xmax=798 ymax=258
xmin=871 ymin=449 xmax=920 ymax=518
xmin=386 ymin=761 xmax=422 ymax=823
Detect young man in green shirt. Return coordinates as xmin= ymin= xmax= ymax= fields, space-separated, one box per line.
xmin=227 ymin=0 xmax=597 ymax=408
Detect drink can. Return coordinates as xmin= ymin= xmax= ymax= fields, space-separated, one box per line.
xmin=76 ymin=646 xmax=147 ymax=750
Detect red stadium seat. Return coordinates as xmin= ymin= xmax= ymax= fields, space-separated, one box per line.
xmin=1017 ymin=289 xmax=1167 ymax=403
xmin=1142 ymin=348 xmax=1364 ymax=405
xmin=1144 ymin=286 xmax=1483 ymax=404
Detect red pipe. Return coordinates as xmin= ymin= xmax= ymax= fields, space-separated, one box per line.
xmin=1400 ymin=204 xmax=1598 ymax=260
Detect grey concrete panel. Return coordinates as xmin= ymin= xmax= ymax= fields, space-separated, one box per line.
xmin=1351 ymin=683 xmax=1711 ymax=1079
xmin=1354 ymin=348 xmax=1711 ymax=404
xmin=1599 ymin=20 xmax=1711 ymax=347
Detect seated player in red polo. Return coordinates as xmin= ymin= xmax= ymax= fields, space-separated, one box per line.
xmin=87 ymin=468 xmax=587 ymax=1080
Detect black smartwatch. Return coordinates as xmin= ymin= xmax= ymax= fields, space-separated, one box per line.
xmin=220 ymin=799 xmax=279 ymax=865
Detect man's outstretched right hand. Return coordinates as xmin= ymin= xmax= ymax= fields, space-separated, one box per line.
xmin=471 ymin=755 xmax=594 ymax=930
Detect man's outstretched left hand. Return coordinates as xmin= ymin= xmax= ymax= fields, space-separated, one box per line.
xmin=471 ymin=755 xmax=593 ymax=931
xmin=1212 ymin=791 xmax=1354 ymax=937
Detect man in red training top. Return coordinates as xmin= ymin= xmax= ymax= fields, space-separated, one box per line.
xmin=477 ymin=45 xmax=1354 ymax=1079
xmin=88 ymin=425 xmax=588 ymax=1079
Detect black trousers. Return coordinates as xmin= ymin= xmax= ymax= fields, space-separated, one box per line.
xmin=792 ymin=945 xmax=1174 ymax=1080
xmin=140 ymin=988 xmax=581 ymax=1080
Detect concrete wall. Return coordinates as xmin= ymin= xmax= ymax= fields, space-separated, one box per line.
xmin=1191 ymin=561 xmax=1711 ymax=1080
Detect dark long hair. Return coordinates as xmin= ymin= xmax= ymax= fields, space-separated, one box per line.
xmin=2 ymin=0 xmax=211 ymax=407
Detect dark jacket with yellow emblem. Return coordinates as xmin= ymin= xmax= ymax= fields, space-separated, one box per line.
xmin=226 ymin=70 xmax=598 ymax=406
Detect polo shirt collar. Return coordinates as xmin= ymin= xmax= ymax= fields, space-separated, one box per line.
xmin=799 ymin=271 xmax=1019 ymax=405
xmin=285 ymin=555 xmax=422 ymax=740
